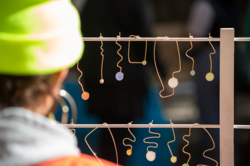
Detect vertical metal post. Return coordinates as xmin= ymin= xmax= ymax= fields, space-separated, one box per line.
xmin=220 ymin=28 xmax=234 ymax=166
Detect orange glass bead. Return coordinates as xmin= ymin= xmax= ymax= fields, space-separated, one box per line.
xmin=81 ymin=92 xmax=89 ymax=100
xmin=126 ymin=149 xmax=132 ymax=156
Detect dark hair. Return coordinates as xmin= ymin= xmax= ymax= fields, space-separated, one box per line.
xmin=0 ymin=74 xmax=57 ymax=110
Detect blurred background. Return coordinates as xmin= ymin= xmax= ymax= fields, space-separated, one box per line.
xmin=55 ymin=0 xmax=250 ymax=165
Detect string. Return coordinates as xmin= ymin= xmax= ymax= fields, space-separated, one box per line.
xmin=115 ymin=32 xmax=123 ymax=72
xmin=167 ymin=119 xmax=176 ymax=157
xmin=123 ymin=121 xmax=136 ymax=151
xmin=77 ymin=61 xmax=85 ymax=92
xmin=143 ymin=120 xmax=161 ymax=152
xmin=208 ymin=33 xmax=216 ymax=73
xmin=128 ymin=35 xmax=147 ymax=64
xmin=85 ymin=127 xmax=103 ymax=165
xmin=182 ymin=127 xmax=192 ymax=165
xmin=100 ymin=33 xmax=104 ymax=82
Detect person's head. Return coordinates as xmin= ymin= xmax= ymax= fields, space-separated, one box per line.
xmin=0 ymin=0 xmax=83 ymax=115
xmin=0 ymin=70 xmax=68 ymax=115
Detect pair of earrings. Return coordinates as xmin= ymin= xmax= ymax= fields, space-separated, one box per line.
xmin=99 ymin=33 xmax=148 ymax=82
xmin=123 ymin=120 xmax=177 ymax=163
xmin=153 ymin=33 xmax=217 ymax=99
xmin=85 ymin=123 xmax=119 ymax=166
xmin=182 ymin=124 xmax=218 ymax=166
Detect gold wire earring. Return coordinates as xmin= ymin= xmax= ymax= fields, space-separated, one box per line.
xmin=99 ymin=33 xmax=105 ymax=84
xmin=197 ymin=127 xmax=218 ymax=166
xmin=186 ymin=33 xmax=195 ymax=76
xmin=103 ymin=123 xmax=119 ymax=166
xmin=154 ymin=40 xmax=181 ymax=98
xmin=85 ymin=127 xmax=103 ymax=165
xmin=128 ymin=35 xmax=147 ymax=65
xmin=70 ymin=119 xmax=76 ymax=135
xmin=122 ymin=121 xmax=136 ymax=156
xmin=167 ymin=119 xmax=177 ymax=163
xmin=77 ymin=62 xmax=89 ymax=100
xmin=206 ymin=33 xmax=216 ymax=81
xmin=182 ymin=126 xmax=192 ymax=166
xmin=143 ymin=120 xmax=161 ymax=162
xmin=115 ymin=32 xmax=124 ymax=81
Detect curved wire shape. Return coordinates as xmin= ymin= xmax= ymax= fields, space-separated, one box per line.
xmin=77 ymin=61 xmax=85 ymax=92
xmin=123 ymin=121 xmax=136 ymax=151
xmin=128 ymin=35 xmax=147 ymax=64
xmin=197 ymin=127 xmax=218 ymax=166
xmin=106 ymin=126 xmax=119 ymax=166
xmin=100 ymin=33 xmax=104 ymax=81
xmin=115 ymin=32 xmax=123 ymax=72
xmin=143 ymin=120 xmax=161 ymax=152
xmin=70 ymin=119 xmax=76 ymax=135
xmin=185 ymin=35 xmax=194 ymax=72
xmin=85 ymin=127 xmax=103 ymax=165
xmin=167 ymin=119 xmax=176 ymax=157
xmin=208 ymin=33 xmax=216 ymax=73
xmin=153 ymin=40 xmax=181 ymax=98
xmin=182 ymin=127 xmax=192 ymax=165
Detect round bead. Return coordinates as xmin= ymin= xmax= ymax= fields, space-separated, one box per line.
xmin=168 ymin=77 xmax=178 ymax=88
xmin=142 ymin=60 xmax=147 ymax=65
xmin=100 ymin=79 xmax=104 ymax=84
xmin=182 ymin=163 xmax=189 ymax=166
xmin=171 ymin=156 xmax=177 ymax=163
xmin=190 ymin=70 xmax=195 ymax=76
xmin=146 ymin=151 xmax=156 ymax=161
xmin=81 ymin=92 xmax=89 ymax=100
xmin=115 ymin=72 xmax=124 ymax=81
xmin=206 ymin=72 xmax=214 ymax=81
xmin=126 ymin=149 xmax=132 ymax=156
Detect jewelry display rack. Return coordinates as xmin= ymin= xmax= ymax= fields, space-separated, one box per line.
xmin=60 ymin=28 xmax=250 ymax=166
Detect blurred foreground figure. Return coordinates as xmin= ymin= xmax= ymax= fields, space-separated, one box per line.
xmin=0 ymin=0 xmax=116 ymax=165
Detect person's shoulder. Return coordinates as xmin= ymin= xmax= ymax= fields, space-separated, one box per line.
xmin=36 ymin=153 xmax=119 ymax=166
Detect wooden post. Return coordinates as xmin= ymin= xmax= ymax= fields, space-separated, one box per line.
xmin=220 ymin=28 xmax=234 ymax=166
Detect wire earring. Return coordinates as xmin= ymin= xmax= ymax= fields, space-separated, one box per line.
xmin=206 ymin=33 xmax=216 ymax=81
xmin=186 ymin=33 xmax=195 ymax=76
xmin=122 ymin=121 xmax=136 ymax=156
xmin=182 ymin=124 xmax=197 ymax=166
xmin=103 ymin=123 xmax=119 ymax=166
xmin=100 ymin=33 xmax=104 ymax=84
xmin=167 ymin=119 xmax=177 ymax=163
xmin=197 ymin=127 xmax=218 ymax=166
xmin=70 ymin=119 xmax=76 ymax=135
xmin=115 ymin=32 xmax=124 ymax=81
xmin=154 ymin=40 xmax=181 ymax=98
xmin=128 ymin=35 xmax=147 ymax=65
xmin=77 ymin=62 xmax=89 ymax=100
xmin=143 ymin=120 xmax=161 ymax=162
xmin=85 ymin=127 xmax=103 ymax=165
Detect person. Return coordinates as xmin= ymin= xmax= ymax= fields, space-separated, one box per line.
xmin=0 ymin=0 xmax=116 ymax=165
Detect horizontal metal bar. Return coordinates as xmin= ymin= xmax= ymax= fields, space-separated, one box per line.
xmin=233 ymin=125 xmax=250 ymax=129
xmin=60 ymin=124 xmax=221 ymax=128
xmin=234 ymin=37 xmax=250 ymax=41
xmin=82 ymin=37 xmax=221 ymax=42
xmin=81 ymin=37 xmax=250 ymax=42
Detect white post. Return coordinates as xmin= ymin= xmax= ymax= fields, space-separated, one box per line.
xmin=220 ymin=28 xmax=234 ymax=166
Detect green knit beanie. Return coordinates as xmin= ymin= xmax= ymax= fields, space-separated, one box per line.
xmin=0 ymin=0 xmax=84 ymax=75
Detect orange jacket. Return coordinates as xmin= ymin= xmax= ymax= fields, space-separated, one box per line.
xmin=37 ymin=154 xmax=119 ymax=166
